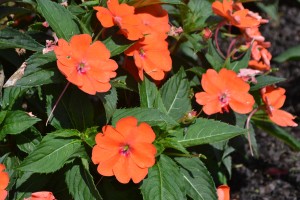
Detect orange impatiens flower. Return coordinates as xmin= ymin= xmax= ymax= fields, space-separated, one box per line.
xmin=24 ymin=191 xmax=56 ymax=200
xmin=212 ymin=0 xmax=260 ymax=28
xmin=0 ymin=164 xmax=9 ymax=200
xmin=124 ymin=35 xmax=172 ymax=80
xmin=94 ymin=0 xmax=144 ymax=40
xmin=92 ymin=116 xmax=157 ymax=184
xmin=261 ymin=86 xmax=298 ymax=127
xmin=195 ymin=68 xmax=255 ymax=115
xmin=54 ymin=34 xmax=118 ymax=95
xmin=217 ymin=185 xmax=230 ymax=200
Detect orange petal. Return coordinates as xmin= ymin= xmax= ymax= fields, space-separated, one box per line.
xmin=92 ymin=145 xmax=119 ymax=164
xmin=94 ymin=6 xmax=114 ymax=27
xmin=0 ymin=190 xmax=8 ymax=200
xmin=96 ymin=126 xmax=124 ymax=149
xmin=229 ymin=92 xmax=254 ymax=114
xmin=263 ymin=87 xmax=286 ymax=109
xmin=201 ymin=69 xmax=224 ymax=94
xmin=0 ymin=172 xmax=9 ymax=190
xmin=57 ymin=61 xmax=76 ymax=77
xmin=128 ymin=158 xmax=148 ymax=183
xmin=66 ymin=69 xmax=83 ymax=86
xmin=115 ymin=116 xmax=138 ymax=138
xmin=217 ymin=185 xmax=230 ymax=200
xmin=195 ymin=92 xmax=218 ymax=106
xmin=220 ymin=68 xmax=250 ymax=93
xmin=30 ymin=191 xmax=56 ymax=200
xmin=212 ymin=1 xmax=228 ymax=19
xmin=97 ymin=153 xmax=120 ymax=176
xmin=269 ymin=109 xmax=298 ymax=127
xmin=69 ymin=34 xmax=92 ymax=60
xmin=130 ymin=143 xmax=156 ymax=168
xmin=86 ymin=41 xmax=110 ymax=61
xmin=135 ymin=122 xmax=156 ymax=143
xmin=113 ymin=156 xmax=131 ymax=184
xmin=203 ymin=99 xmax=222 ymax=115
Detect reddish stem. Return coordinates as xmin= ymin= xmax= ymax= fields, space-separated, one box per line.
xmin=46 ymin=82 xmax=70 ymax=126
xmin=227 ymin=38 xmax=237 ymax=58
xmin=214 ymin=21 xmax=227 ymax=59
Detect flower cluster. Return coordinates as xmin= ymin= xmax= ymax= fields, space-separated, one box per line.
xmin=205 ymin=0 xmax=296 ymax=127
xmin=95 ymin=0 xmax=171 ymax=81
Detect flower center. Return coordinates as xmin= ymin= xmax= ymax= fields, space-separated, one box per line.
xmin=219 ymin=91 xmax=230 ymax=113
xmin=119 ymin=144 xmax=130 ymax=156
xmin=114 ymin=16 xmax=122 ymax=26
xmin=77 ymin=61 xmax=88 ymax=74
xmin=139 ymin=48 xmax=146 ymax=58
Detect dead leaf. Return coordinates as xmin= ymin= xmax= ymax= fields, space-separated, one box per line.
xmin=3 ymin=62 xmax=27 ymax=87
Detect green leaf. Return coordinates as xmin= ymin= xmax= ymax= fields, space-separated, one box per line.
xmin=15 ymin=52 xmax=63 ymax=87
xmin=175 ymin=157 xmax=217 ymax=200
xmin=226 ymin=48 xmax=251 ymax=73
xmin=250 ymin=75 xmax=285 ymax=91
xmin=18 ymin=134 xmax=82 ymax=173
xmin=206 ymin=39 xmax=224 ymax=71
xmin=1 ymin=87 xmax=27 ymax=110
xmin=103 ymin=35 xmax=134 ymax=57
xmin=273 ymin=45 xmax=300 ymax=62
xmin=0 ymin=27 xmax=44 ymax=51
xmin=97 ymin=87 xmax=118 ymax=123
xmin=15 ymin=127 xmax=42 ymax=154
xmin=36 ymin=0 xmax=80 ymax=40
xmin=177 ymin=118 xmax=247 ymax=147
xmin=46 ymin=87 xmax=94 ymax=131
xmin=0 ymin=110 xmax=41 ymax=139
xmin=139 ymin=76 xmax=167 ymax=113
xmin=253 ymin=119 xmax=300 ymax=151
xmin=65 ymin=160 xmax=103 ymax=200
xmin=141 ymin=155 xmax=186 ymax=200
xmin=159 ymin=137 xmax=189 ymax=154
xmin=112 ymin=108 xmax=179 ymax=128
xmin=160 ymin=68 xmax=191 ymax=121
xmin=182 ymin=0 xmax=212 ymax=32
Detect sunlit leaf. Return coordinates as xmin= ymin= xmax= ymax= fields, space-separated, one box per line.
xmin=175 ymin=157 xmax=217 ymax=200
xmin=177 ymin=118 xmax=247 ymax=147
xmin=141 ymin=155 xmax=186 ymax=200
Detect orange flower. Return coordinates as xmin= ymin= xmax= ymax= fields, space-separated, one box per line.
xmin=94 ymin=0 xmax=144 ymax=40
xmin=124 ymin=35 xmax=172 ymax=80
xmin=0 ymin=164 xmax=9 ymax=200
xmin=92 ymin=116 xmax=157 ymax=184
xmin=54 ymin=34 xmax=118 ymax=95
xmin=195 ymin=68 xmax=255 ymax=115
xmin=217 ymin=185 xmax=230 ymax=200
xmin=261 ymin=86 xmax=298 ymax=127
xmin=212 ymin=0 xmax=260 ymax=28
xmin=24 ymin=191 xmax=56 ymax=200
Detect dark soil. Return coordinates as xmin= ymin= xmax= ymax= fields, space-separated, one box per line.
xmin=230 ymin=2 xmax=300 ymax=200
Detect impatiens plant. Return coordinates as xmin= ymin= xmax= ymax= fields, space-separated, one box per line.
xmin=0 ymin=0 xmax=298 ymax=199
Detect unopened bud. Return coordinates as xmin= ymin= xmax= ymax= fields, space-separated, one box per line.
xmin=201 ymin=28 xmax=212 ymax=40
